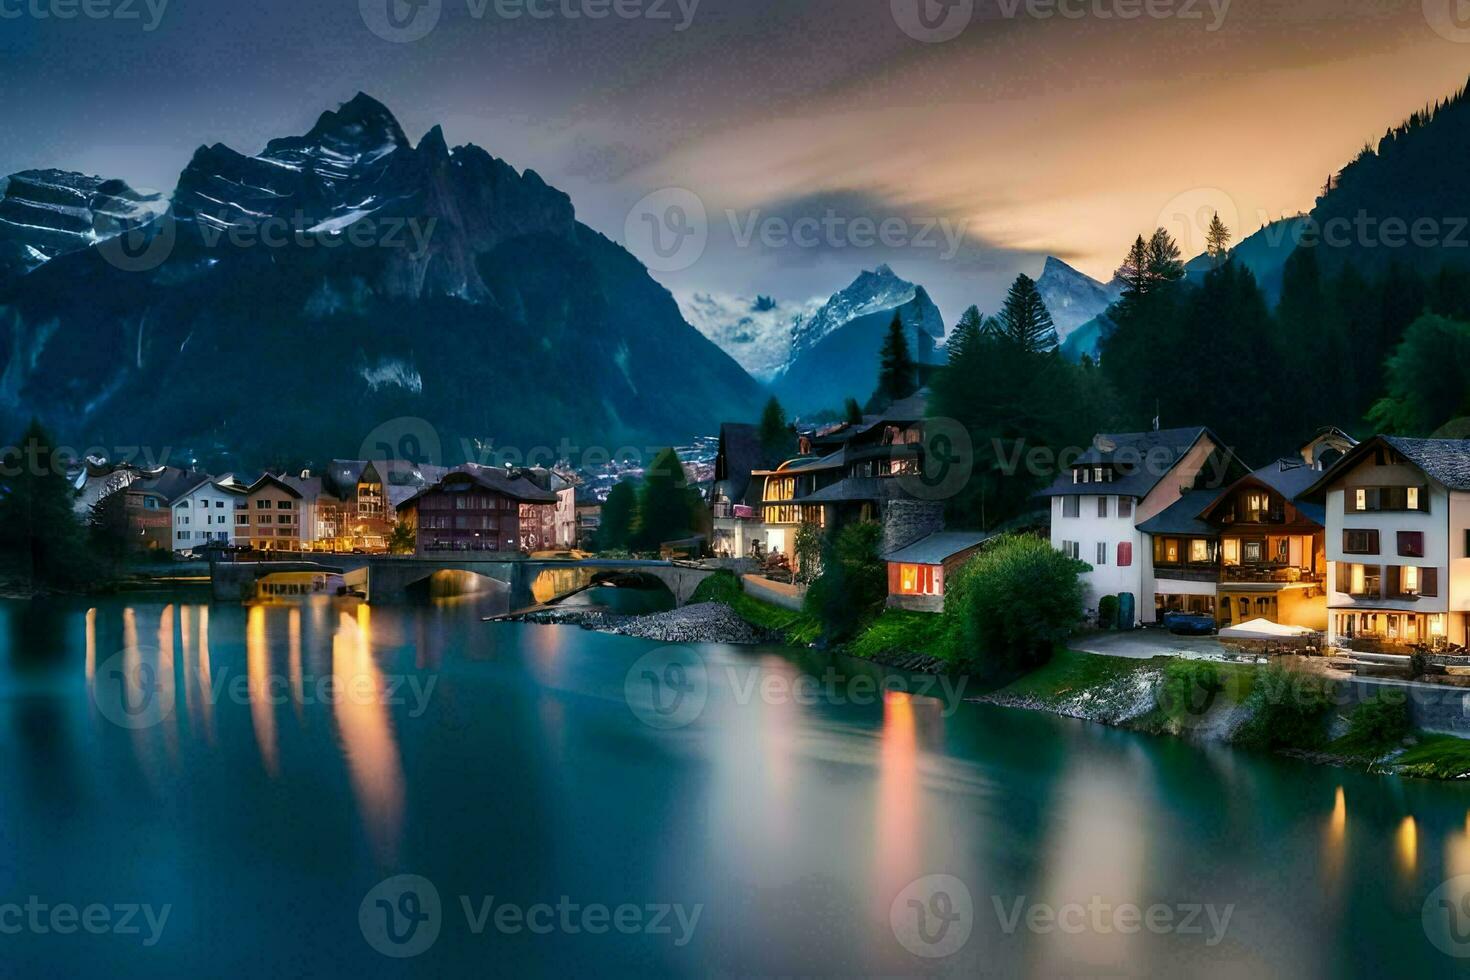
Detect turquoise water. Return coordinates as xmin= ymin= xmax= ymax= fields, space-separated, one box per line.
xmin=2 ymin=592 xmax=1469 ymax=976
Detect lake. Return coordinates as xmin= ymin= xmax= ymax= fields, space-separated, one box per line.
xmin=2 ymin=590 xmax=1469 ymax=976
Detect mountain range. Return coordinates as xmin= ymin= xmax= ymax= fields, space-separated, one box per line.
xmin=0 ymin=94 xmax=765 ymax=468
xmin=679 ymin=291 xmax=824 ymax=383
xmin=770 ymin=264 xmax=945 ymax=414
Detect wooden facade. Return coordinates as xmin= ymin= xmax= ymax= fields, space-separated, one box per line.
xmin=401 ymin=469 xmax=558 ymax=555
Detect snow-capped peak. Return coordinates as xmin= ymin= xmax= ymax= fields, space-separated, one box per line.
xmin=787 ymin=265 xmax=943 ymax=364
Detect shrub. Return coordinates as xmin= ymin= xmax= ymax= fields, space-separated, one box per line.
xmin=804 ymin=522 xmax=886 ymax=644
xmin=1097 ymin=595 xmax=1119 ymax=630
xmin=940 ymin=534 xmax=1089 ymax=678
xmin=1346 ymin=694 xmax=1411 ymax=751
xmin=1233 ymin=666 xmax=1337 ymax=750
xmin=1157 ymin=660 xmax=1222 ymax=724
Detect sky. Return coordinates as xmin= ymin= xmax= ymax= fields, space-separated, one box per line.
xmin=1 ymin=0 xmax=1467 ymax=323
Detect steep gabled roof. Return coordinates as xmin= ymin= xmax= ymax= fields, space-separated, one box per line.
xmin=398 ymin=465 xmax=558 ymax=509
xmin=1301 ymin=435 xmax=1470 ymax=498
xmin=130 ymin=467 xmax=210 ymax=505
xmin=1037 ymin=427 xmax=1244 ymax=500
xmin=247 ymin=473 xmax=303 ymax=498
xmin=1136 ymin=489 xmax=1223 ymax=537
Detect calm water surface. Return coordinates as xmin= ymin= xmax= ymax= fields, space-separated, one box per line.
xmin=2 ymin=591 xmax=1469 ymax=977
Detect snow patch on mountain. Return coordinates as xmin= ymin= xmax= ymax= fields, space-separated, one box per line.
xmin=678 ymin=291 xmax=824 ymax=383
xmin=360 ymin=358 xmax=423 ymax=394
xmin=785 ymin=264 xmax=944 ymax=369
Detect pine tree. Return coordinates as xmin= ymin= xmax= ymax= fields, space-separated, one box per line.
xmin=1115 ymin=235 xmax=1151 ymax=299
xmin=1205 ymin=212 xmax=1232 ymax=267
xmin=634 ymin=448 xmax=697 ymax=552
xmin=996 ymin=274 xmax=1059 ymax=353
xmin=758 ymin=397 xmax=794 ymax=459
xmin=596 ymin=480 xmax=638 ymax=552
xmin=1146 ymin=228 xmax=1185 ymax=285
xmin=844 ymin=398 xmax=864 ymax=426
xmin=876 ymin=314 xmax=918 ymax=407
xmin=0 ymin=419 xmax=90 ymax=589
xmin=947 ymin=305 xmax=985 ymax=363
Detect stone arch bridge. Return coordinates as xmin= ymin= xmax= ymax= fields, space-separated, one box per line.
xmin=211 ymin=556 xmax=719 ymax=609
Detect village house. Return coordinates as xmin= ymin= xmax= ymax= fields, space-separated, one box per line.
xmin=1040 ymin=427 xmax=1246 ymax=627
xmin=236 ymin=474 xmax=304 ymax=552
xmin=710 ymin=422 xmax=768 ymax=560
xmin=1137 ymin=428 xmax=1356 ymax=630
xmin=746 ymin=392 xmax=946 ymax=568
xmin=71 ymin=460 xmax=144 ymax=518
xmin=323 ymin=459 xmax=449 ymax=551
xmin=124 ymin=467 xmax=210 ymax=551
xmin=575 ymin=488 xmax=602 ymax=550
xmin=884 ymin=531 xmax=992 ymax=613
xmin=170 ymin=477 xmax=247 ymax=551
xmin=397 ymin=466 xmax=559 ymax=556
xmin=524 ymin=466 xmax=580 ymax=551
xmin=1299 ymin=436 xmax=1470 ymax=651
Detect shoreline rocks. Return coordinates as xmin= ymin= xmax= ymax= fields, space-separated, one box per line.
xmin=519 ymin=602 xmax=783 ymax=645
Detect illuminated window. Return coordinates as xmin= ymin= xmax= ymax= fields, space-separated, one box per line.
xmin=1190 ymin=539 xmax=1210 ymax=563
xmin=1407 ymin=487 xmax=1420 ymax=510
xmin=1223 ymin=539 xmax=1240 ymax=564
xmin=897 ymin=564 xmax=938 ymax=596
xmin=1403 ymin=566 xmax=1420 ymax=594
xmin=1351 ymin=563 xmax=1365 ymax=595
xmin=1355 ymin=489 xmax=1367 ymax=511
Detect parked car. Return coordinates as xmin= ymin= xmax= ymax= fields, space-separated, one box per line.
xmin=1162 ymin=611 xmax=1217 ymax=636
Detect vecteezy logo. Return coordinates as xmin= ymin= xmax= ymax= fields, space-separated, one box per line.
xmin=624 ymin=188 xmax=707 ymax=273
xmin=891 ymin=874 xmax=973 ymax=959
xmin=91 ymin=648 xmax=176 ymax=730
xmin=624 ymin=646 xmax=709 ymax=730
xmin=358 ymin=417 xmax=443 ymax=470
xmin=95 ymin=208 xmax=176 ymax=274
xmin=1425 ymin=0 xmax=1470 ymax=43
xmin=359 ymin=874 xmax=442 ymax=958
xmin=896 ymin=417 xmax=974 ymax=502
xmin=360 ymin=0 xmax=442 ymax=43
xmin=1424 ymin=875 xmax=1470 ymax=957
xmin=891 ymin=0 xmax=974 ymax=43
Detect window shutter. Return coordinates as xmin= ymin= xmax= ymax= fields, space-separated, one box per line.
xmin=1119 ymin=542 xmax=1133 ymax=567
xmin=1336 ymin=562 xmax=1350 ymax=593
xmin=1367 ymin=530 xmax=1380 ymax=554
xmin=1386 ymin=565 xmax=1399 ymax=597
xmin=1422 ymin=567 xmax=1439 ymax=598
xmin=1367 ymin=488 xmax=1380 ymax=511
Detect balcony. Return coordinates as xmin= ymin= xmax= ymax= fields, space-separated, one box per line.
xmin=1222 ymin=565 xmax=1322 ymax=585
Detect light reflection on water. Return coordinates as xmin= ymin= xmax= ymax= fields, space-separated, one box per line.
xmin=9 ymin=594 xmax=1470 ymax=976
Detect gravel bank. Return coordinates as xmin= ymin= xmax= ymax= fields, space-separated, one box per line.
xmin=519 ymin=602 xmax=782 ymax=645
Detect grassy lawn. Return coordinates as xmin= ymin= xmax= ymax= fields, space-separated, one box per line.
xmin=998 ymin=647 xmax=1157 ymax=705
xmin=849 ymin=609 xmax=949 ymax=663
xmin=1388 ymin=734 xmax=1470 ymax=779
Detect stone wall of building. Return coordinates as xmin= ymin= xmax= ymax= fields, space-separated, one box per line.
xmin=881 ymin=499 xmax=945 ymax=555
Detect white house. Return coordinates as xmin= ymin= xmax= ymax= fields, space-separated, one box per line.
xmin=1302 ymin=436 xmax=1470 ymax=649
xmin=171 ymin=479 xmax=245 ymax=551
xmin=1040 ymin=427 xmax=1244 ymax=626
